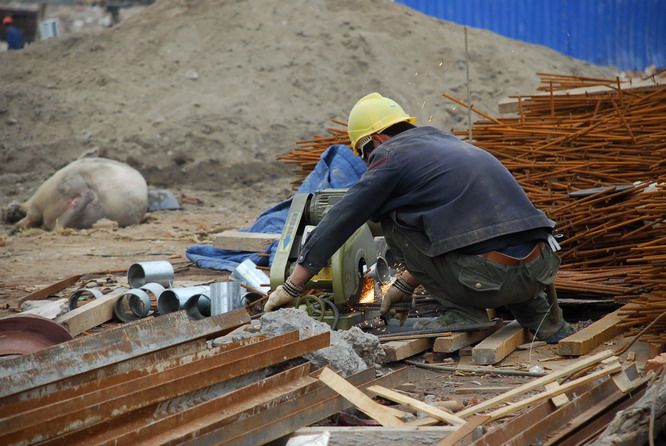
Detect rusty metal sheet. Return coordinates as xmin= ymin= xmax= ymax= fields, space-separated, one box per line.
xmin=2 ymin=334 xmax=269 ymax=416
xmin=151 ymin=367 xmax=379 ymax=446
xmin=182 ymin=366 xmax=409 ymax=446
xmin=52 ymin=362 xmax=315 ymax=445
xmin=0 ymin=308 xmax=250 ymax=399
xmin=0 ymin=311 xmax=190 ymax=380
xmin=0 ymin=331 xmax=329 ymax=445
xmin=0 ymin=314 xmax=73 ymax=355
xmin=0 ymin=338 xmax=207 ymax=416
xmin=1 ymin=331 xmax=300 ymax=439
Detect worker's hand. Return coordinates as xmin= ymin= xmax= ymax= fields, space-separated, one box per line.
xmin=380 ymin=275 xmax=416 ymax=325
xmin=264 ymin=278 xmax=304 ymax=312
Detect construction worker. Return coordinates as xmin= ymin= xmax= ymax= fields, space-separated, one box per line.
xmin=2 ymin=16 xmax=24 ymax=50
xmin=265 ymin=92 xmax=574 ymax=343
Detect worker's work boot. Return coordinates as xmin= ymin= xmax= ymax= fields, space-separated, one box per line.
xmin=541 ymin=321 xmax=576 ymax=344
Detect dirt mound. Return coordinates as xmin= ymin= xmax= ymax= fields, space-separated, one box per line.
xmin=0 ymin=0 xmax=617 ymax=209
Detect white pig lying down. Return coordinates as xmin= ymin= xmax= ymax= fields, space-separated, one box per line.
xmin=4 ymin=157 xmax=148 ymax=230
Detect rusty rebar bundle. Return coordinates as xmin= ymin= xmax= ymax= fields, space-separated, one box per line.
xmin=276 ymin=119 xmax=350 ymax=189
xmin=448 ymin=74 xmax=666 ymax=343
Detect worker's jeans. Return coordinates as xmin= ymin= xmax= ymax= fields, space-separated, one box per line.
xmin=382 ymin=222 xmax=564 ymax=339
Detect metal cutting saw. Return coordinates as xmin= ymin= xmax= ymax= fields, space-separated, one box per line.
xmin=269 ymin=189 xmax=380 ymax=329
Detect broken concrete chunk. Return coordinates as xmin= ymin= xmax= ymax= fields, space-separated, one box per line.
xmin=260 ymin=309 xmax=365 ymax=377
xmin=336 ymin=326 xmax=386 ymax=367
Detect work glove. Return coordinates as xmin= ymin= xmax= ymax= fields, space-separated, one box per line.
xmin=264 ymin=278 xmax=304 ymax=312
xmin=380 ymin=275 xmax=416 ymax=326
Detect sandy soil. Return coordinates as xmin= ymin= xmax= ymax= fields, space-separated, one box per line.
xmin=0 ymin=0 xmax=617 ymax=203
xmin=0 ymin=184 xmax=291 ymax=313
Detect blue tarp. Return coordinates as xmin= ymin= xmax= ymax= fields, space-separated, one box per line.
xmin=186 ymin=144 xmax=367 ymax=272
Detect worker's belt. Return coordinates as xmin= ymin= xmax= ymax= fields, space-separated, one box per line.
xmin=478 ymin=242 xmax=543 ymax=266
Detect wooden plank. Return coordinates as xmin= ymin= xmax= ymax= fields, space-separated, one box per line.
xmin=436 ymin=415 xmax=491 ymax=446
xmin=486 ymin=362 xmax=622 ymax=421
xmin=472 ymin=320 xmax=526 ymax=365
xmin=434 ymin=328 xmax=496 ymax=353
xmin=212 ymin=230 xmax=280 ymax=252
xmin=466 ymin=365 xmax=641 ymax=446
xmin=317 ymin=367 xmax=405 ymax=427
xmin=17 ymin=275 xmax=82 ymax=308
xmin=367 ymin=385 xmax=465 ymax=426
xmin=558 ymin=307 xmax=629 ymax=356
xmin=383 ymin=338 xmax=434 ymax=362
xmin=55 ymin=288 xmax=129 ymax=336
xmin=544 ymin=382 xmax=569 ymax=407
xmin=405 ymin=417 xmax=441 ymax=426
xmin=16 ymin=269 xmax=127 ymax=309
xmin=456 ymin=349 xmax=616 ymax=418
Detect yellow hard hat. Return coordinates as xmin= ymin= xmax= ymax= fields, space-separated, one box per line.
xmin=347 ymin=92 xmax=416 ymax=156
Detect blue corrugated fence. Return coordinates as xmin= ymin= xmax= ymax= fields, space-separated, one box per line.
xmin=392 ymin=0 xmax=664 ymax=71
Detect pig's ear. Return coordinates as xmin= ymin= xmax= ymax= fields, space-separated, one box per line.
xmin=1 ymin=201 xmax=27 ymax=224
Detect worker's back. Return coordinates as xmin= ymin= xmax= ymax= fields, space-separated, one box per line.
xmin=6 ymin=25 xmax=25 ymax=50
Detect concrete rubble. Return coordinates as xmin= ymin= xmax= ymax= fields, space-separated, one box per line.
xmin=226 ymin=308 xmax=385 ymax=377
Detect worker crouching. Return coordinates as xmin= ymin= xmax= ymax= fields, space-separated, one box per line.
xmin=265 ymin=92 xmax=574 ymax=343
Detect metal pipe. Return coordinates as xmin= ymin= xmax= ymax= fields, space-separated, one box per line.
xmin=210 ymin=282 xmax=242 ymax=316
xmin=241 ymin=291 xmax=264 ymax=306
xmin=127 ymin=261 xmax=174 ymax=288
xmin=184 ymin=293 xmax=211 ymax=320
xmin=67 ymin=288 xmax=103 ymax=310
xmin=230 ymin=259 xmax=271 ymax=294
xmin=157 ymin=286 xmax=210 ymax=315
xmin=114 ymin=289 xmax=152 ymax=323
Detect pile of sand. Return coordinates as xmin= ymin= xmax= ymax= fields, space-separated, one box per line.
xmin=0 ymin=0 xmax=617 ymax=209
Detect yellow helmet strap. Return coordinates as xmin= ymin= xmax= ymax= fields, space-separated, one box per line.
xmin=356 ymin=135 xmax=372 ymax=155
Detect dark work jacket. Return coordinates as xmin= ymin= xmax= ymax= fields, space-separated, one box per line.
xmin=6 ymin=26 xmax=24 ymax=50
xmin=297 ymin=126 xmax=554 ymax=274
